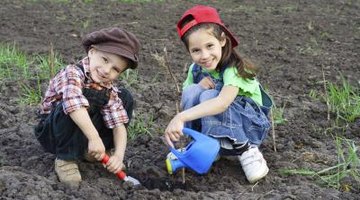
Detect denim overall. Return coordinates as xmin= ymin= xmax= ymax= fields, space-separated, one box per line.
xmin=181 ymin=64 xmax=272 ymax=155
xmin=34 ymin=64 xmax=134 ymax=160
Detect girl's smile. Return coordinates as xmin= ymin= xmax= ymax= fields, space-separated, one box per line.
xmin=187 ymin=28 xmax=226 ymax=71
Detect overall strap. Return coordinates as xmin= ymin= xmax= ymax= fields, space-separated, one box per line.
xmin=191 ymin=64 xmax=204 ymax=84
xmin=191 ymin=64 xmax=226 ymax=84
xmin=75 ymin=63 xmax=89 ymax=83
xmin=259 ymin=85 xmax=272 ymax=108
xmin=258 ymin=85 xmax=273 ymax=116
xmin=74 ymin=62 xmax=110 ymax=108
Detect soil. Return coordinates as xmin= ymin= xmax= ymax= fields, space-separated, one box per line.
xmin=0 ymin=0 xmax=359 ymax=199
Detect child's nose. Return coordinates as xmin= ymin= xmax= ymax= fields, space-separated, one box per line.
xmin=201 ymin=50 xmax=210 ymax=59
xmin=103 ymin=65 xmax=111 ymax=74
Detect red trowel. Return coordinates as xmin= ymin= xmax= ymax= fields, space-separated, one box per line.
xmin=101 ymin=154 xmax=141 ymax=186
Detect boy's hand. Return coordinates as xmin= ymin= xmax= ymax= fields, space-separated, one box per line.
xmin=199 ymin=76 xmax=215 ymax=89
xmin=88 ymin=137 xmax=106 ymax=161
xmin=164 ymin=114 xmax=184 ymax=148
xmin=103 ymin=155 xmax=125 ymax=174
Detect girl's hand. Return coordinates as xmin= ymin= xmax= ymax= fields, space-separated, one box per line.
xmin=88 ymin=138 xmax=106 ymax=161
xmin=199 ymin=76 xmax=215 ymax=89
xmin=164 ymin=114 xmax=185 ymax=148
xmin=104 ymin=155 xmax=125 ymax=174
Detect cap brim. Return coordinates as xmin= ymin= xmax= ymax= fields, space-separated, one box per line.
xmin=92 ymin=44 xmax=138 ymax=69
xmin=222 ymin=27 xmax=238 ymax=48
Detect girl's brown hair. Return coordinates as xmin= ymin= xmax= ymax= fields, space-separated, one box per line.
xmin=181 ymin=22 xmax=259 ymax=79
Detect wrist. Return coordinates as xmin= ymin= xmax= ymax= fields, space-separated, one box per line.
xmin=177 ymin=112 xmax=187 ymax=122
xmin=88 ymin=134 xmax=101 ymax=142
xmin=113 ymin=151 xmax=124 ymax=160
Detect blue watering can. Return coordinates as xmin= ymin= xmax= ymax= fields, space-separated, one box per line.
xmin=166 ymin=128 xmax=220 ymax=174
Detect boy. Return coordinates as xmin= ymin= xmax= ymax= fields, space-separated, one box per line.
xmin=34 ymin=27 xmax=140 ymax=187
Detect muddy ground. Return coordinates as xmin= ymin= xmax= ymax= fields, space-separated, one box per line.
xmin=0 ymin=0 xmax=359 ymax=199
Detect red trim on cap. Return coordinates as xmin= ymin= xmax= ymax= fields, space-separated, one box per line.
xmin=179 ymin=19 xmax=198 ymax=38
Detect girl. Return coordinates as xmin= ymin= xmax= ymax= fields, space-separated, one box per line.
xmin=164 ymin=5 xmax=273 ymax=183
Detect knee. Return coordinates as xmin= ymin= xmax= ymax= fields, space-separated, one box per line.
xmin=182 ymin=84 xmax=204 ymax=97
xmin=181 ymin=84 xmax=204 ymax=102
xmin=181 ymin=84 xmax=205 ymax=107
xmin=199 ymin=89 xmax=219 ymax=103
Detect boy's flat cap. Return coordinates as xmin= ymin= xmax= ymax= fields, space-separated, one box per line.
xmin=82 ymin=27 xmax=140 ymax=69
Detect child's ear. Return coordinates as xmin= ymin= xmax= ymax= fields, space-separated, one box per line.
xmin=220 ymin=32 xmax=226 ymax=47
xmin=88 ymin=47 xmax=96 ymax=55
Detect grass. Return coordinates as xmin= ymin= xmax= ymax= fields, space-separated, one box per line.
xmin=279 ymin=136 xmax=360 ymax=191
xmin=127 ymin=113 xmax=154 ymax=140
xmin=0 ymin=43 xmax=64 ymax=105
xmin=327 ymin=76 xmax=360 ymax=123
xmin=309 ymin=75 xmax=360 ymax=124
xmin=120 ymin=69 xmax=139 ymax=87
xmin=272 ymin=103 xmax=287 ymax=125
xmin=34 ymin=47 xmax=64 ymax=80
xmin=18 ymin=79 xmax=42 ymax=106
xmin=0 ymin=43 xmax=30 ymax=79
xmin=287 ymin=75 xmax=360 ymax=191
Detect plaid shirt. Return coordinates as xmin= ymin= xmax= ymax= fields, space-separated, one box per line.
xmin=40 ymin=57 xmax=129 ymax=128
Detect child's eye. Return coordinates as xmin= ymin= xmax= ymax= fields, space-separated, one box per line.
xmin=113 ymin=67 xmax=120 ymax=73
xmin=191 ymin=49 xmax=200 ymax=53
xmin=103 ymin=57 xmax=109 ymax=63
xmin=207 ymin=44 xmax=214 ymax=48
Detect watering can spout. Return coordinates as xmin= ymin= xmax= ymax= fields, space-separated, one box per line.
xmin=166 ymin=128 xmax=220 ymax=174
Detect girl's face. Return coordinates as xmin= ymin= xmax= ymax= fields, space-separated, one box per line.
xmin=187 ymin=28 xmax=226 ymax=71
xmin=88 ymin=48 xmax=128 ymax=84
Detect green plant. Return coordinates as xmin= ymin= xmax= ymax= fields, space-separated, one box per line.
xmin=272 ymin=103 xmax=287 ymax=125
xmin=327 ymin=76 xmax=360 ymax=123
xmin=308 ymin=89 xmax=320 ymax=100
xmin=279 ymin=136 xmax=360 ymax=191
xmin=0 ymin=43 xmax=30 ymax=79
xmin=35 ymin=51 xmax=64 ymax=79
xmin=0 ymin=42 xmax=65 ymax=105
xmin=120 ymin=69 xmax=139 ymax=86
xmin=309 ymin=76 xmax=360 ymax=123
xmin=297 ymin=37 xmax=322 ymax=56
xmin=127 ymin=113 xmax=154 ymax=140
xmin=18 ymin=77 xmax=42 ymax=105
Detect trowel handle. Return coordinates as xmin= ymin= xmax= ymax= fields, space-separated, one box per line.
xmin=101 ymin=154 xmax=126 ymax=180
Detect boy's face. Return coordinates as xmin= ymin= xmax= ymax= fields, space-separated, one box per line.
xmin=88 ymin=48 xmax=128 ymax=84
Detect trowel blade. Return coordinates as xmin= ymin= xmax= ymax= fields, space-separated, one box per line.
xmin=124 ymin=176 xmax=141 ymax=186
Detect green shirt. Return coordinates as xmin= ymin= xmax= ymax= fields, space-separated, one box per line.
xmin=183 ymin=64 xmax=263 ymax=106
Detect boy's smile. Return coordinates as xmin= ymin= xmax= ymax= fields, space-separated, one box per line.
xmin=88 ymin=48 xmax=128 ymax=84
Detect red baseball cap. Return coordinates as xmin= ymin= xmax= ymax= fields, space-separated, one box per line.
xmin=176 ymin=5 xmax=239 ymax=48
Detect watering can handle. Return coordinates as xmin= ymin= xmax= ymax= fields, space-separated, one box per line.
xmin=182 ymin=128 xmax=203 ymax=141
xmin=169 ymin=128 xmax=201 ymax=157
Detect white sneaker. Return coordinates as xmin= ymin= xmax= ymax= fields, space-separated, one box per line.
xmin=239 ymin=146 xmax=269 ymax=183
